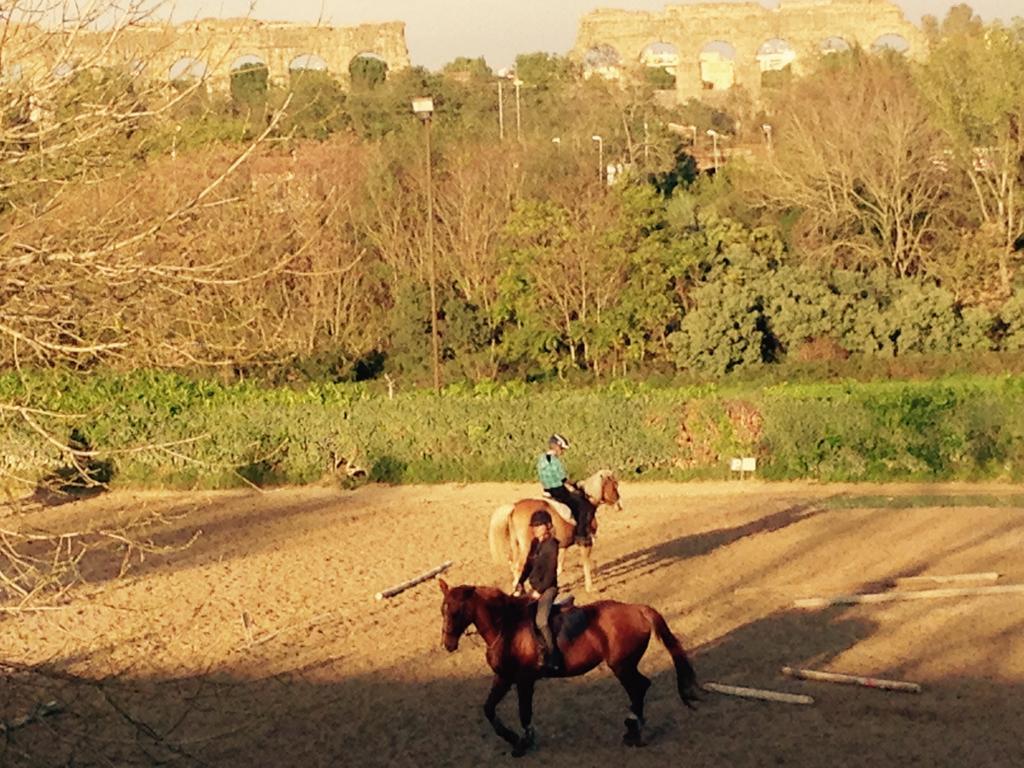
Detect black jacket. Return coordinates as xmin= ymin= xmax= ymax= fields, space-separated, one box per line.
xmin=518 ymin=536 xmax=559 ymax=593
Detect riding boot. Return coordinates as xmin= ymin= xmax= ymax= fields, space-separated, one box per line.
xmin=538 ymin=626 xmax=562 ymax=673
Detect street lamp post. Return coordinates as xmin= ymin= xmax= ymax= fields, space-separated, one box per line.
xmin=411 ymin=96 xmax=442 ymax=393
xmin=706 ymin=128 xmax=721 ymax=171
xmin=513 ymin=78 xmax=523 ymax=142
xmin=591 ymin=135 xmax=604 ymax=184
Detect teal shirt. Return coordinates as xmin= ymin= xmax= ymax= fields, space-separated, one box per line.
xmin=537 ymin=452 xmax=567 ymax=490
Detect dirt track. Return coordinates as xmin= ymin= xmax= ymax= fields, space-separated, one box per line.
xmin=2 ymin=481 xmax=1023 ymax=767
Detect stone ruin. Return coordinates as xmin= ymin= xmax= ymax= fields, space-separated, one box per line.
xmin=571 ymin=0 xmax=927 ymax=100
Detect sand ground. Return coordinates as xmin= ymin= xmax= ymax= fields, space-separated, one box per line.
xmin=1 ymin=480 xmax=1023 ymax=767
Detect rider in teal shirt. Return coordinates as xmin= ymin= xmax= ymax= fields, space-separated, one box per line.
xmin=537 ymin=437 xmax=569 ymax=491
xmin=537 ymin=434 xmax=588 ymax=543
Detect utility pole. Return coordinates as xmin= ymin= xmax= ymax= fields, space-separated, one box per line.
xmin=412 ymin=97 xmax=442 ymax=393
xmin=514 ymin=78 xmax=523 ymax=142
xmin=497 ymin=78 xmax=505 ymax=140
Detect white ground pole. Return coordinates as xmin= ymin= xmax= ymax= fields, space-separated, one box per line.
xmin=895 ymin=572 xmax=999 ymax=585
xmin=703 ymin=682 xmax=814 ymax=706
xmin=781 ymin=666 xmax=922 ymax=693
xmin=375 ymin=560 xmax=454 ymax=600
xmin=794 ymin=583 xmax=1024 ymax=609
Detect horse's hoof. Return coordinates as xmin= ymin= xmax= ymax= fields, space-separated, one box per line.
xmin=511 ymin=728 xmax=535 ymax=757
xmin=622 ymin=718 xmax=644 ymax=747
xmin=622 ymin=732 xmax=644 ymax=747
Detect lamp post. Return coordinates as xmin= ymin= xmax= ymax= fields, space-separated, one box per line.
xmin=497 ymin=78 xmax=505 ymax=140
xmin=706 ymin=128 xmax=721 ymax=171
xmin=591 ymin=134 xmax=604 ymax=184
xmin=411 ymin=96 xmax=441 ymax=393
xmin=496 ymin=68 xmax=508 ymax=141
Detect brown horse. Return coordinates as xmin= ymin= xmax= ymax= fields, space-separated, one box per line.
xmin=439 ymin=580 xmax=699 ymax=756
xmin=488 ymin=470 xmax=621 ymax=593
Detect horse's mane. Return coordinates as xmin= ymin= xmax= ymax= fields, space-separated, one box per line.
xmin=580 ymin=468 xmax=615 ymax=503
xmin=461 ymin=585 xmax=531 ymax=626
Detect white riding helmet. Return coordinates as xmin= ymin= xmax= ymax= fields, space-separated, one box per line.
xmin=549 ymin=434 xmax=570 ymax=450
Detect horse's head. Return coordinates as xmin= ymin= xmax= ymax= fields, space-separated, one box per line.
xmin=439 ymin=579 xmax=474 ymax=652
xmin=581 ymin=470 xmax=622 ymax=511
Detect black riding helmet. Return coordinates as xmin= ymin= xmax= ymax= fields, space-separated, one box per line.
xmin=529 ymin=510 xmax=552 ymax=527
xmin=549 ymin=434 xmax=570 ymax=450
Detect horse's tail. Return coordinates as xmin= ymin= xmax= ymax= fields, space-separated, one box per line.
xmin=644 ymin=606 xmax=700 ymax=709
xmin=488 ymin=504 xmax=515 ymax=565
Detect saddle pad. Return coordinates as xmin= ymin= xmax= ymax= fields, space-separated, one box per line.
xmin=529 ymin=602 xmax=590 ymax=649
xmin=534 ymin=496 xmax=574 ymax=524
xmin=553 ymin=605 xmax=589 ymax=644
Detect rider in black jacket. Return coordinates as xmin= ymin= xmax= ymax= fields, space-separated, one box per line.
xmin=516 ymin=510 xmax=564 ymax=672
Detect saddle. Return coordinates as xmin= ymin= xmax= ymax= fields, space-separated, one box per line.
xmin=529 ymin=596 xmax=589 ymax=649
xmin=538 ymin=493 xmax=575 ymax=524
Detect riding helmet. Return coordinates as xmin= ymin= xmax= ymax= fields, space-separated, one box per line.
xmin=529 ymin=510 xmax=552 ymax=527
xmin=549 ymin=434 xmax=570 ymax=450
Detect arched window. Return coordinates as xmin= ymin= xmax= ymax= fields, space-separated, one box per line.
xmin=583 ymin=44 xmax=622 ymax=80
xmin=699 ymin=41 xmax=736 ymax=91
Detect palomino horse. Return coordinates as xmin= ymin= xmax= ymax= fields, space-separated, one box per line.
xmin=439 ymin=580 xmax=699 ymax=756
xmin=488 ymin=470 xmax=621 ymax=593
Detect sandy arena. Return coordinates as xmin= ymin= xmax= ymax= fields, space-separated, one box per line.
xmin=2 ymin=481 xmax=1023 ymax=767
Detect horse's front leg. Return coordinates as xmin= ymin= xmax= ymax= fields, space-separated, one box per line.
xmin=483 ymin=675 xmax=519 ymax=747
xmin=512 ymin=677 xmax=536 ymax=758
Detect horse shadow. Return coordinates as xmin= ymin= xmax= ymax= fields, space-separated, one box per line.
xmin=593 ymin=501 xmax=824 ymax=591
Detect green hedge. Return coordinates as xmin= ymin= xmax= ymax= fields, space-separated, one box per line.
xmin=4 ymin=371 xmax=1024 ymax=489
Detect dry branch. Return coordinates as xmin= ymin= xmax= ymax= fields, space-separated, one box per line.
xmin=0 ymin=509 xmax=201 ymax=605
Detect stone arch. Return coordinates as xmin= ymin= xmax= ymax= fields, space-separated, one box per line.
xmin=757 ymin=37 xmax=795 ymax=88
xmin=583 ymin=44 xmax=622 ymax=80
xmin=871 ymin=33 xmax=910 ymax=54
xmin=820 ymin=36 xmax=852 ymax=55
xmin=348 ymin=51 xmax=388 ymax=88
xmin=169 ymin=56 xmax=208 ymax=83
xmin=289 ymin=53 xmax=328 ymax=72
xmin=640 ymin=41 xmax=678 ymax=88
xmin=756 ymin=38 xmax=796 ymax=71
xmin=699 ymin=41 xmax=736 ymax=91
xmin=230 ymin=53 xmax=267 ymax=72
xmin=230 ymin=54 xmax=269 ymax=101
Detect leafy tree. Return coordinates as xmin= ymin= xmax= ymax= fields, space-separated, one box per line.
xmin=918 ymin=10 xmax=1024 ymax=295
xmin=349 ymin=55 xmax=389 ymax=90
xmin=756 ymin=51 xmax=950 ymax=278
xmin=230 ymin=65 xmax=269 ymax=107
xmin=280 ymin=71 xmax=349 ymax=139
xmin=442 ymin=57 xmax=493 ymax=81
xmin=514 ymin=53 xmax=578 ymax=90
xmin=643 ymin=66 xmax=675 ymax=90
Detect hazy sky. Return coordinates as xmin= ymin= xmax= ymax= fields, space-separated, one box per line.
xmin=167 ymin=1 xmax=1020 ymax=69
